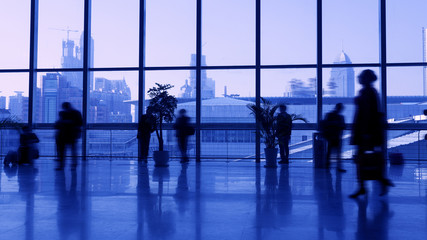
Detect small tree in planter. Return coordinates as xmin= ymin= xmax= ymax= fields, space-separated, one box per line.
xmin=247 ymin=98 xmax=280 ymax=167
xmin=248 ymin=98 xmax=307 ymax=167
xmin=146 ymin=83 xmax=177 ymax=166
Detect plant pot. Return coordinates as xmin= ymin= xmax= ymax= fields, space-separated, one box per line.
xmin=153 ymin=151 xmax=169 ymax=167
xmin=264 ymin=148 xmax=278 ymax=168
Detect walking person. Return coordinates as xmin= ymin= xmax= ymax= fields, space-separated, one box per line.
xmin=137 ymin=113 xmax=155 ymax=162
xmin=277 ymin=105 xmax=292 ymax=164
xmin=174 ymin=109 xmax=193 ymax=163
xmin=55 ymin=102 xmax=83 ymax=170
xmin=349 ymin=70 xmax=393 ymax=198
xmin=323 ymin=103 xmax=346 ymax=172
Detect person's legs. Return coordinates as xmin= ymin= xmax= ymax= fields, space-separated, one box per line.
xmin=71 ymin=142 xmax=78 ymax=170
xmin=278 ymin=137 xmax=286 ymax=163
xmin=326 ymin=142 xmax=333 ymax=168
xmin=56 ymin=140 xmax=66 ymax=170
xmin=349 ymin=147 xmax=367 ymax=198
xmin=284 ymin=136 xmax=290 ymax=163
xmin=336 ymin=143 xmax=346 ymax=172
xmin=182 ymin=136 xmax=189 ymax=162
xmin=140 ymin=134 xmax=150 ymax=162
xmin=178 ymin=136 xmax=188 ymax=162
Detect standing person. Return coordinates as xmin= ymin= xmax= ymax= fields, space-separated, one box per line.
xmin=55 ymin=102 xmax=83 ymax=170
xmin=174 ymin=109 xmax=193 ymax=163
xmin=137 ymin=113 xmax=155 ymax=162
xmin=323 ymin=103 xmax=346 ymax=172
xmin=276 ymin=105 xmax=292 ymax=164
xmin=349 ymin=70 xmax=393 ymax=198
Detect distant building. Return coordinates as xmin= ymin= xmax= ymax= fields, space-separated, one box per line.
xmin=0 ymin=96 xmax=6 ymax=109
xmin=327 ymin=51 xmax=355 ymax=97
xmin=183 ymin=54 xmax=215 ymax=99
xmin=90 ymin=77 xmax=132 ymax=123
xmin=42 ymin=73 xmax=59 ymax=123
xmin=9 ymin=91 xmax=28 ymax=122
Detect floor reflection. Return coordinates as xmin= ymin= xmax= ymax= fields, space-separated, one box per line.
xmin=0 ymin=160 xmax=426 ymax=239
xmin=314 ymin=168 xmax=345 ymax=239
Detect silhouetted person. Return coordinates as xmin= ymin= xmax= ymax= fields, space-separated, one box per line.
xmin=55 ymin=102 xmax=83 ymax=171
xmin=137 ymin=113 xmax=155 ymax=162
xmin=323 ymin=103 xmax=346 ymax=172
xmin=349 ymin=70 xmax=393 ymax=198
xmin=174 ymin=109 xmax=193 ymax=163
xmin=18 ymin=125 xmax=39 ymax=165
xmin=277 ymin=105 xmax=292 ymax=164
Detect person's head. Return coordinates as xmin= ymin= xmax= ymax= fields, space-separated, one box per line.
xmin=334 ymin=103 xmax=344 ymax=113
xmin=179 ymin=109 xmax=186 ymax=116
xmin=358 ymin=69 xmax=377 ymax=86
xmin=22 ymin=125 xmax=30 ymax=133
xmin=279 ymin=105 xmax=287 ymax=113
xmin=62 ymin=102 xmax=72 ymax=110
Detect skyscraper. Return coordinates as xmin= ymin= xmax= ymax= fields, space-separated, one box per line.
xmin=9 ymin=91 xmax=28 ymax=122
xmin=60 ymin=33 xmax=94 ymax=90
xmin=42 ymin=73 xmax=59 ymax=123
xmin=0 ymin=95 xmax=6 ymax=109
xmin=327 ymin=51 xmax=355 ymax=97
xmin=188 ymin=54 xmax=215 ymax=99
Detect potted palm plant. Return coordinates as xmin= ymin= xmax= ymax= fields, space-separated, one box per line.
xmin=247 ymin=98 xmax=280 ymax=167
xmin=146 ymin=83 xmax=178 ymax=167
xmin=248 ymin=98 xmax=307 ymax=167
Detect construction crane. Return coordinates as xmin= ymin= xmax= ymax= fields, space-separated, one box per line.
xmin=49 ymin=27 xmax=79 ymax=41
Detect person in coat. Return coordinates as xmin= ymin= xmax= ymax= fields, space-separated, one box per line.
xmin=349 ymin=69 xmax=393 ymax=198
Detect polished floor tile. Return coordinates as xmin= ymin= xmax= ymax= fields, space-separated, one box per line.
xmin=0 ymin=159 xmax=427 ymax=240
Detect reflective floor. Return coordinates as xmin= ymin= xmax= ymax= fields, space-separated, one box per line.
xmin=1 ymin=158 xmax=427 ymax=240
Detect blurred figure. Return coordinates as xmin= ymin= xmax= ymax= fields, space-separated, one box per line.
xmin=322 ymin=103 xmax=346 ymax=172
xmin=349 ymin=70 xmax=393 ymax=198
xmin=18 ymin=125 xmax=39 ymax=165
xmin=137 ymin=113 xmax=155 ymax=162
xmin=174 ymin=109 xmax=193 ymax=163
xmin=55 ymin=102 xmax=83 ymax=171
xmin=276 ymin=105 xmax=292 ymax=164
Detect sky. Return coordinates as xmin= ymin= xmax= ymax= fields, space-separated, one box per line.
xmin=1 ymin=0 xmax=427 ymax=102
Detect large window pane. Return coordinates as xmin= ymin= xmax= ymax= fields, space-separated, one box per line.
xmin=146 ymin=0 xmax=196 ymax=67
xmin=387 ymin=130 xmax=427 ymax=161
xmin=91 ymin=0 xmax=139 ymax=67
xmin=261 ymin=69 xmax=317 ymax=123
xmin=387 ymin=67 xmax=426 ymax=124
xmin=202 ymin=0 xmax=255 ymax=66
xmin=0 ymin=73 xmax=29 ymax=123
xmin=322 ymin=67 xmax=379 ymax=124
xmin=323 ymin=0 xmax=379 ymax=64
xmin=261 ymin=0 xmax=316 ymax=65
xmin=0 ymin=1 xmax=30 ymax=69
xmin=34 ymin=72 xmax=83 ymax=123
xmin=145 ymin=70 xmax=196 ymax=119
xmin=201 ymin=130 xmax=255 ymax=160
xmin=89 ymin=71 xmax=138 ymax=123
xmin=38 ymin=0 xmax=84 ymax=69
xmin=387 ymin=0 xmax=427 ymax=63
xmin=202 ymin=70 xmax=254 ymax=123
xmin=87 ymin=130 xmax=138 ymax=157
